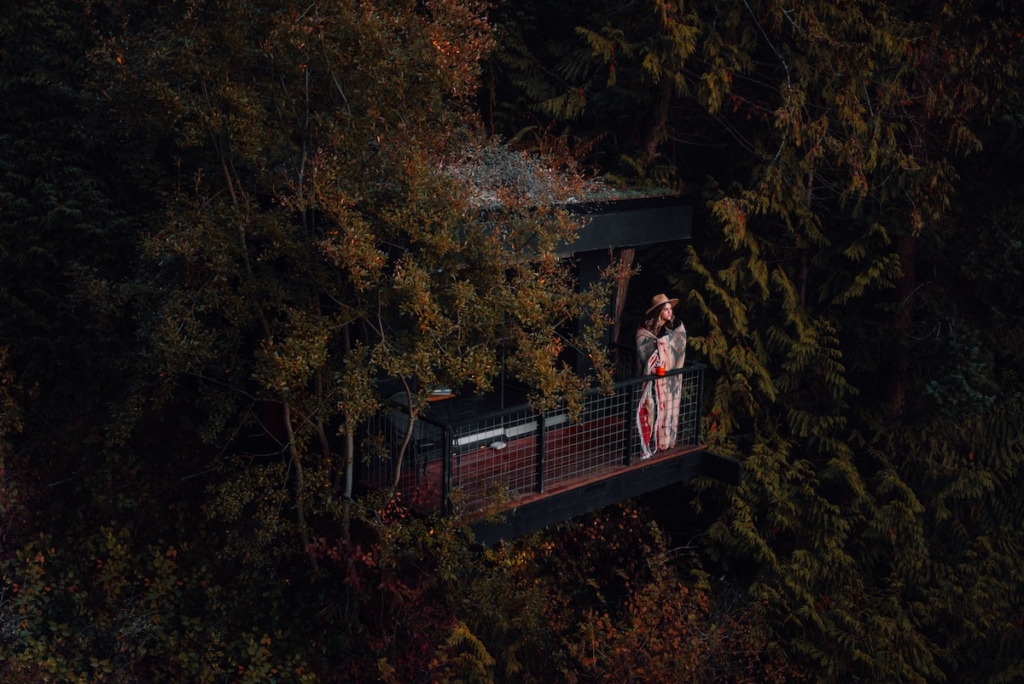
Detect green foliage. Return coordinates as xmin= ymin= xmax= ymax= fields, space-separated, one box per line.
xmin=3 ymin=0 xmax=1024 ymax=681
xmin=0 ymin=0 xmax=135 ymax=467
xmin=485 ymin=0 xmax=702 ymax=181
xmin=1 ymin=0 xmax=616 ymax=680
xmin=24 ymin=0 xmax=619 ymax=596
xmin=523 ymin=506 xmax=795 ymax=683
xmin=0 ymin=528 xmax=319 ymax=683
xmin=488 ymin=0 xmax=1024 ymax=680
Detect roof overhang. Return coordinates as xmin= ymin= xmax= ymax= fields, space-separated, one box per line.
xmin=557 ymin=195 xmax=693 ymax=256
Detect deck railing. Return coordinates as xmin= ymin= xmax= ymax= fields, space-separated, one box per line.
xmin=363 ymin=363 xmax=705 ymax=516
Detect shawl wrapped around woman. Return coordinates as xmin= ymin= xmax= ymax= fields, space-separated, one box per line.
xmin=635 ymin=321 xmax=687 ymax=459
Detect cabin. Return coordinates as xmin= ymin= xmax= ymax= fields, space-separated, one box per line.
xmin=360 ymin=194 xmax=743 ymax=544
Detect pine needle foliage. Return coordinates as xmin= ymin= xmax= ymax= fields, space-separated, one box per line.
xmin=486 ymin=0 xmax=1024 ymax=679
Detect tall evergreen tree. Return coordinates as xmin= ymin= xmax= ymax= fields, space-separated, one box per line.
xmin=0 ymin=0 xmax=134 ymax=470
xmin=487 ymin=0 xmax=1024 ymax=679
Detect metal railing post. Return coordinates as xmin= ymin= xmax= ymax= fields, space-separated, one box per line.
xmin=695 ymin=366 xmax=704 ymax=445
xmin=624 ymin=382 xmax=636 ymax=466
xmin=441 ymin=426 xmax=452 ymax=515
xmin=536 ymin=412 xmax=546 ymax=493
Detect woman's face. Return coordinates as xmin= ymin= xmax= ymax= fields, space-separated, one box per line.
xmin=659 ymin=303 xmax=673 ymax=322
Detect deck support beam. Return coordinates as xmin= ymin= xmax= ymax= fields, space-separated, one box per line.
xmin=471 ymin=448 xmax=741 ymax=545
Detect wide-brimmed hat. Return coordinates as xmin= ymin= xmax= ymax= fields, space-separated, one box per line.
xmin=646 ymin=293 xmax=678 ymax=315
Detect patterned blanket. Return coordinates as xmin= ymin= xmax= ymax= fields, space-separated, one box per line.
xmin=635 ymin=322 xmax=687 ymax=459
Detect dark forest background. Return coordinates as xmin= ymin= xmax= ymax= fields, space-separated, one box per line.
xmin=3 ymin=0 xmax=1023 ymax=681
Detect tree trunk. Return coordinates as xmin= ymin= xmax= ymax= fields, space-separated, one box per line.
xmin=611 ymin=248 xmax=635 ymax=346
xmin=283 ymin=400 xmax=318 ymax=571
xmin=885 ymin=233 xmax=917 ymax=422
xmin=641 ymin=78 xmax=673 ymax=169
xmin=801 ymin=168 xmax=815 ymax=307
xmin=390 ymin=380 xmax=417 ymax=493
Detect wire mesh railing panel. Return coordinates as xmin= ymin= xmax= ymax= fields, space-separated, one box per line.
xmin=361 ymin=363 xmax=706 ymax=516
xmin=449 ymin=406 xmax=538 ymax=513
xmin=543 ymin=389 xmax=633 ymax=488
xmin=675 ymin=365 xmax=703 ymax=447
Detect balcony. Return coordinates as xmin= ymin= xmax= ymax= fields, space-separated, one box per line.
xmin=361 ymin=363 xmax=741 ymax=543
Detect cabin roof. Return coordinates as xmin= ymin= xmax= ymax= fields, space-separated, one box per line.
xmin=559 ymin=194 xmax=693 ymax=255
xmin=442 ymin=145 xmax=692 ymax=255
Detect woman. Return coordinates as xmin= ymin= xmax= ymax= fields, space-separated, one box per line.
xmin=635 ymin=294 xmax=687 ymax=459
